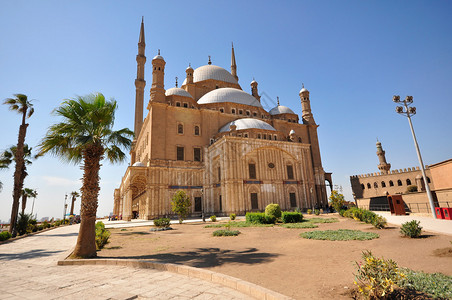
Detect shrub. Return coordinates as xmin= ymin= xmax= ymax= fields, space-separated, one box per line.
xmin=281 ymin=212 xmax=303 ymax=223
xmin=372 ymin=215 xmax=387 ymax=229
xmin=341 ymin=207 xmax=386 ymax=229
xmin=314 ymin=209 xmax=320 ymax=215
xmin=307 ymin=209 xmax=312 ymax=215
xmin=229 ymin=213 xmax=236 ymax=220
xmin=170 ymin=190 xmax=191 ymax=224
xmin=399 ymin=268 xmax=452 ymax=299
xmin=95 ymin=221 xmax=110 ymax=250
xmin=400 ymin=220 xmax=422 ymax=238
xmin=246 ymin=212 xmax=266 ymax=224
xmin=210 ymin=215 xmax=217 ymax=222
xmin=37 ymin=225 xmax=44 ymax=231
xmin=43 ymin=221 xmax=50 ymax=229
xmin=265 ymin=203 xmax=281 ymax=220
xmin=213 ymin=229 xmax=240 ymax=236
xmin=300 ymin=229 xmax=379 ymax=241
xmin=406 ymin=185 xmax=418 ymax=193
xmin=354 ymin=250 xmax=405 ymax=299
xmin=339 ymin=209 xmax=346 ymax=217
xmin=329 ymin=190 xmax=345 ymax=213
xmin=153 ymin=218 xmax=171 ymax=228
xmin=0 ymin=231 xmax=12 ymax=241
xmin=17 ymin=213 xmax=35 ymax=235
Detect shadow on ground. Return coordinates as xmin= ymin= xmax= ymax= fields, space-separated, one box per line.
xmin=100 ymin=247 xmax=279 ymax=268
xmin=0 ymin=249 xmax=64 ymax=260
xmin=36 ymin=232 xmax=79 ymax=237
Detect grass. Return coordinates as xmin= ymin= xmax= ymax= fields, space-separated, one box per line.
xmin=400 ymin=268 xmax=452 ymax=299
xmin=306 ymin=217 xmax=339 ymax=223
xmin=300 ymin=229 xmax=379 ymax=241
xmin=205 ymin=221 xmax=273 ymax=228
xmin=213 ymin=229 xmax=240 ymax=236
xmin=281 ymin=222 xmax=318 ymax=228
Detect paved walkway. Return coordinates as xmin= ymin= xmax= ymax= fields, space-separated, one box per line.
xmin=376 ymin=212 xmax=452 ymax=236
xmin=0 ymin=225 xmax=253 ymax=299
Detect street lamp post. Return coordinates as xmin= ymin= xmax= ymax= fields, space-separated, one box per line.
xmin=63 ymin=194 xmax=68 ymax=223
xmin=393 ymin=95 xmax=436 ymax=218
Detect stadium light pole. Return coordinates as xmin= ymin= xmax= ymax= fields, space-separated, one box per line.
xmin=393 ymin=95 xmax=436 ymax=218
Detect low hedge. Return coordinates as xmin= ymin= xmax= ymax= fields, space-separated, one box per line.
xmin=0 ymin=231 xmax=12 ymax=241
xmin=281 ymin=212 xmax=303 ymax=223
xmin=342 ymin=207 xmax=387 ymax=229
xmin=245 ymin=212 xmax=274 ymax=224
xmin=153 ymin=218 xmax=171 ymax=228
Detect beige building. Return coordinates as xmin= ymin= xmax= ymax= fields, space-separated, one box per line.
xmin=113 ymin=20 xmax=331 ymax=220
xmin=350 ymin=141 xmax=451 ymax=214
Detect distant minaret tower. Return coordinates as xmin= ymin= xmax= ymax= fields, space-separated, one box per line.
xmin=231 ymin=42 xmax=238 ymax=81
xmin=376 ymin=140 xmax=391 ymax=174
xmin=299 ymin=84 xmax=316 ymax=125
xmin=134 ymin=17 xmax=146 ymax=139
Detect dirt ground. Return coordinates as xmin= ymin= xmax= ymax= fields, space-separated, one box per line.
xmin=98 ymin=215 xmax=452 ymax=299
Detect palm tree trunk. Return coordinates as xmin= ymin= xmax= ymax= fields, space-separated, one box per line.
xmin=10 ymin=119 xmax=28 ymax=236
xmin=72 ymin=144 xmax=103 ymax=258
xmin=21 ymin=194 xmax=28 ymax=215
xmin=70 ymin=196 xmax=76 ymax=216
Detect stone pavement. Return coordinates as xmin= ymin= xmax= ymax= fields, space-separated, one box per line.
xmin=376 ymin=211 xmax=452 ymax=236
xmin=0 ymin=224 xmax=254 ymax=299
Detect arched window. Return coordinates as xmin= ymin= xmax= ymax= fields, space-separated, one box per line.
xmin=298 ymin=137 xmax=302 ymax=143
xmin=406 ymin=179 xmax=412 ymax=185
xmin=361 ymin=184 xmax=365 ymax=190
xmin=177 ymin=124 xmax=184 ymax=134
xmin=381 ymin=181 xmax=386 ymax=188
xmin=194 ymin=126 xmax=200 ymax=136
xmin=367 ymin=183 xmax=371 ymax=189
xmin=231 ymin=108 xmax=236 ymax=114
xmin=257 ymin=133 xmax=261 ymax=139
xmin=397 ymin=179 xmax=402 ymax=186
xmin=389 ymin=180 xmax=394 ymax=187
xmin=374 ymin=182 xmax=378 ymax=188
xmin=427 ymin=177 xmax=431 ymax=183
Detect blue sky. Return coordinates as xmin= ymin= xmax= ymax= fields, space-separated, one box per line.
xmin=1 ymin=1 xmax=451 ymax=222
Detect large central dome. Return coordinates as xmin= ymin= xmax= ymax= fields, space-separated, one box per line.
xmin=197 ymin=88 xmax=263 ymax=108
xmin=182 ymin=65 xmax=238 ymax=85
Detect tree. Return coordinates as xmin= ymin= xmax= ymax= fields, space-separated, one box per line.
xmin=70 ymin=191 xmax=80 ymax=216
xmin=4 ymin=94 xmax=34 ymax=236
xmin=38 ymin=93 xmax=133 ymax=258
xmin=329 ymin=190 xmax=345 ymax=212
xmin=171 ymin=190 xmax=192 ymax=223
xmin=21 ymin=188 xmax=38 ymax=215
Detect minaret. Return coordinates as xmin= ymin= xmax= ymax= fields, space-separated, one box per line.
xmin=149 ymin=49 xmax=166 ymax=105
xmin=376 ymin=140 xmax=391 ymax=174
xmin=299 ymin=84 xmax=316 ymax=125
xmin=134 ymin=17 xmax=146 ymax=139
xmin=231 ymin=42 xmax=238 ymax=81
xmin=250 ymin=79 xmax=260 ymax=102
xmin=185 ymin=63 xmax=195 ymax=96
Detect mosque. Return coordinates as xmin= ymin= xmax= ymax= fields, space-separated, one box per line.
xmin=113 ymin=19 xmax=332 ymax=220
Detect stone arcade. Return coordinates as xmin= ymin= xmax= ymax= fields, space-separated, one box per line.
xmin=113 ymin=20 xmax=331 ymax=220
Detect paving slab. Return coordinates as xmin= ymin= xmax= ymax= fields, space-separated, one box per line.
xmin=376 ymin=211 xmax=452 ymax=235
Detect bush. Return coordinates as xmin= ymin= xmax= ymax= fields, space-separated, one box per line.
xmin=314 ymin=209 xmax=320 ymax=216
xmin=95 ymin=221 xmax=110 ymax=250
xmin=213 ymin=229 xmax=240 ymax=236
xmin=43 ymin=221 xmax=50 ymax=229
xmin=339 ymin=209 xmax=346 ymax=217
xmin=406 ymin=185 xmax=418 ymax=193
xmin=265 ymin=203 xmax=281 ymax=220
xmin=307 ymin=209 xmax=312 ymax=215
xmin=245 ymin=212 xmax=275 ymax=224
xmin=210 ymin=215 xmax=217 ymax=222
xmin=37 ymin=225 xmax=44 ymax=231
xmin=341 ymin=207 xmax=386 ymax=229
xmin=372 ymin=215 xmax=387 ymax=229
xmin=153 ymin=218 xmax=171 ymax=228
xmin=16 ymin=213 xmax=36 ymax=236
xmin=229 ymin=213 xmax=236 ymax=220
xmin=400 ymin=220 xmax=422 ymax=238
xmin=329 ymin=190 xmax=346 ymax=213
xmin=0 ymin=231 xmax=12 ymax=241
xmin=354 ymin=250 xmax=405 ymax=299
xmin=282 ymin=212 xmax=303 ymax=223
xmin=171 ymin=190 xmax=191 ymax=224
xmin=400 ymin=268 xmax=452 ymax=299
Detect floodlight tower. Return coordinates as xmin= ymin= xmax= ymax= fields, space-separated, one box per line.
xmin=393 ymin=95 xmax=436 ymax=218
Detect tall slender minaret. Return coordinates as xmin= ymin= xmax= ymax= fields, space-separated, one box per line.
xmin=376 ymin=140 xmax=391 ymax=174
xmin=231 ymin=42 xmax=238 ymax=81
xmin=134 ymin=17 xmax=146 ymax=140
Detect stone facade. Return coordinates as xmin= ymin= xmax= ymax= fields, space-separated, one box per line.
xmin=113 ymin=20 xmax=331 ymax=220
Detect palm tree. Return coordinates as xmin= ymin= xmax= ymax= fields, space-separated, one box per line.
xmin=21 ymin=188 xmax=38 ymax=215
xmin=70 ymin=191 xmax=80 ymax=216
xmin=3 ymin=94 xmax=34 ymax=236
xmin=38 ymin=93 xmax=133 ymax=258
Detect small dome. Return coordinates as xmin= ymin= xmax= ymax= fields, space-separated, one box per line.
xmin=165 ymin=87 xmax=193 ymax=99
xmin=153 ymin=55 xmax=164 ymax=61
xmin=186 ymin=65 xmax=193 ymax=71
xmin=299 ymin=87 xmax=308 ymax=94
xmin=289 ymin=129 xmax=296 ymax=135
xmin=219 ymin=118 xmax=276 ymax=133
xmin=269 ymin=105 xmax=295 ymax=115
xmin=182 ymin=65 xmax=238 ymax=85
xmin=198 ymin=88 xmax=263 ymax=108
xmin=132 ymin=162 xmax=145 ymax=167
xmin=251 ymin=79 xmax=257 ymax=85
